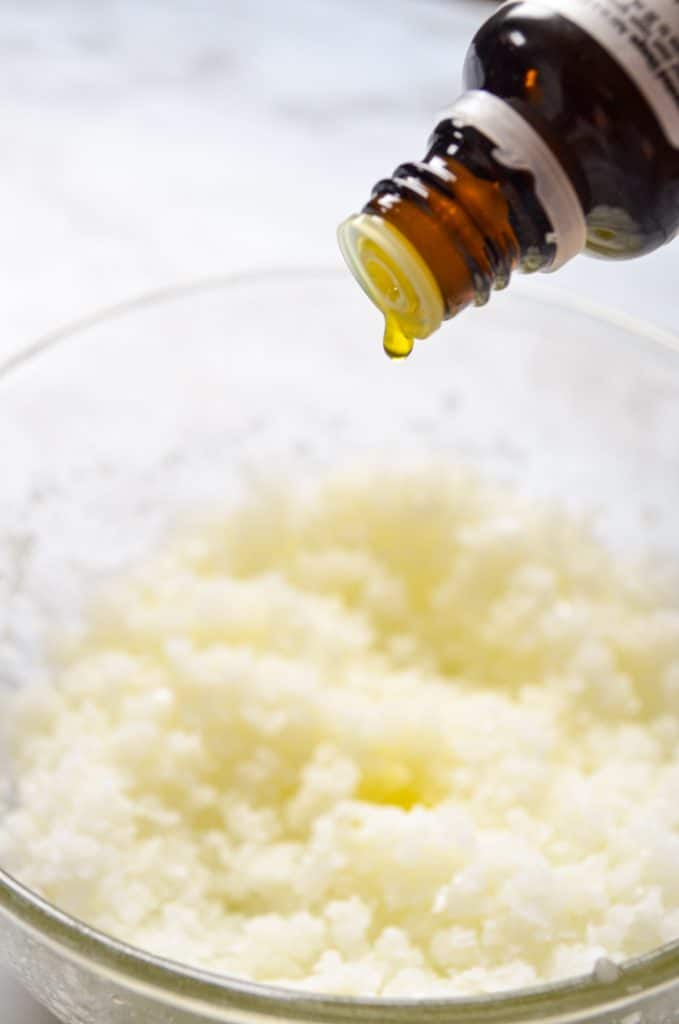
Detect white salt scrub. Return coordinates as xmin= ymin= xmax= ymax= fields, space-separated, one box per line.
xmin=1 ymin=465 xmax=679 ymax=997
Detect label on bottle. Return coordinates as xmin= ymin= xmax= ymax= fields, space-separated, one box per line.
xmin=534 ymin=0 xmax=679 ymax=146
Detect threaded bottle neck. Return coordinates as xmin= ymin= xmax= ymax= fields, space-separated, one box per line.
xmin=338 ymin=92 xmax=586 ymax=357
xmin=365 ymin=148 xmax=528 ymax=314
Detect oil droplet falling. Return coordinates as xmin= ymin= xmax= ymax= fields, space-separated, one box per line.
xmin=383 ymin=315 xmax=414 ymax=360
xmin=337 ymin=213 xmax=445 ymax=361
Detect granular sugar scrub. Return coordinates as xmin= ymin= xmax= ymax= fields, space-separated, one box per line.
xmin=1 ymin=465 xmax=679 ymax=998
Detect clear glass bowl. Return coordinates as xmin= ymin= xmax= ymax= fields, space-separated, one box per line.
xmin=1 ymin=268 xmax=678 ymax=1024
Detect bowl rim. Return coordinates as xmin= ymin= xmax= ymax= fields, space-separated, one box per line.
xmin=1 ymin=266 xmax=677 ymax=379
xmin=1 ymin=265 xmax=678 ymax=1022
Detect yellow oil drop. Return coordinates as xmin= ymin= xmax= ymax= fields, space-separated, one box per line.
xmin=357 ymin=752 xmax=442 ymax=810
xmin=383 ymin=315 xmax=414 ymax=360
xmin=337 ymin=214 xmax=445 ymax=361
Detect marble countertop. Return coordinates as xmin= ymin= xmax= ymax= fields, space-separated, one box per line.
xmin=0 ymin=1 xmax=675 ymax=1020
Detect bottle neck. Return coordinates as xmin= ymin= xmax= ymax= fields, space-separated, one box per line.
xmin=338 ymin=91 xmax=586 ymax=357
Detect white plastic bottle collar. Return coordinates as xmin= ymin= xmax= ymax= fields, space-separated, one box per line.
xmin=448 ymin=90 xmax=588 ymax=272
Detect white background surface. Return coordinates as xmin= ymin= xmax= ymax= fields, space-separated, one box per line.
xmin=0 ymin=1 xmax=675 ymax=1020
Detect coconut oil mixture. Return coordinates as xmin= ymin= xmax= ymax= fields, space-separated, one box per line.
xmin=1 ymin=465 xmax=679 ymax=997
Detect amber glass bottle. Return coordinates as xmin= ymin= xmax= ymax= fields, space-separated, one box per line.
xmin=338 ymin=0 xmax=679 ymax=357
